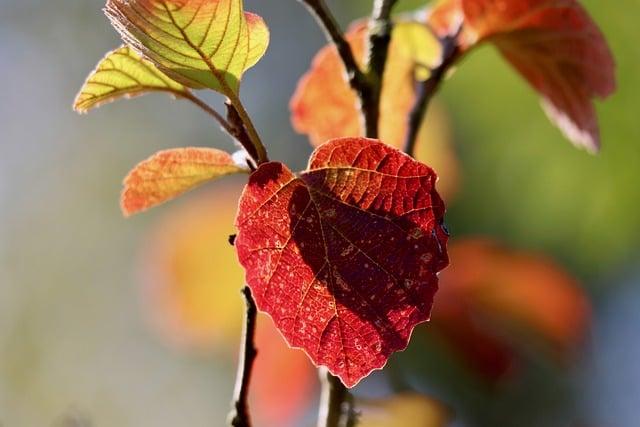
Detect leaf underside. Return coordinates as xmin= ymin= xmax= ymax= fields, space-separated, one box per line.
xmin=235 ymin=138 xmax=449 ymax=387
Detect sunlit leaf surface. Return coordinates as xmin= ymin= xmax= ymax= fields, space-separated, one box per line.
xmin=74 ymin=45 xmax=186 ymax=113
xmin=290 ymin=22 xmax=459 ymax=199
xmin=105 ymin=0 xmax=269 ymax=95
xmin=122 ymin=147 xmax=248 ymax=216
xmin=430 ymin=0 xmax=616 ymax=151
xmin=235 ymin=138 xmax=449 ymax=387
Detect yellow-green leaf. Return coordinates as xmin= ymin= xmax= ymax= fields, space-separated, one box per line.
xmin=105 ymin=0 xmax=270 ymax=96
xmin=121 ymin=147 xmax=249 ymax=216
xmin=74 ymin=45 xmax=186 ymax=113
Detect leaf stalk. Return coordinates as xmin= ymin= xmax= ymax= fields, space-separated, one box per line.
xmin=404 ymin=31 xmax=461 ymax=157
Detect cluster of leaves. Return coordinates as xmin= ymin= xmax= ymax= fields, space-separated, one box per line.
xmin=74 ymin=0 xmax=614 ymax=416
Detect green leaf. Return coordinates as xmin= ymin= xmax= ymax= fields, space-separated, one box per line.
xmin=104 ymin=0 xmax=270 ymax=96
xmin=74 ymin=45 xmax=186 ymax=113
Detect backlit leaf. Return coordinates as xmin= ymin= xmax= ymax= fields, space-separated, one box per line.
xmin=431 ymin=238 xmax=591 ymax=380
xmin=73 ymin=45 xmax=186 ymax=113
xmin=105 ymin=0 xmax=269 ymax=95
xmin=122 ymin=147 xmax=248 ymax=216
xmin=291 ymin=22 xmax=440 ymax=148
xmin=290 ymin=22 xmax=460 ymax=199
xmin=235 ymin=137 xmax=449 ymax=387
xmin=429 ymin=0 xmax=616 ymax=152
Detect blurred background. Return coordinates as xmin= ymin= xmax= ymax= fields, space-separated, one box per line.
xmin=1 ymin=0 xmax=639 ymax=426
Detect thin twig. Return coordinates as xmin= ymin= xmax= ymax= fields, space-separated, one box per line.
xmin=298 ymin=0 xmax=368 ymax=95
xmin=228 ymin=287 xmax=259 ymax=427
xmin=181 ymin=91 xmax=261 ymax=165
xmin=317 ymin=369 xmax=351 ymax=427
xmin=181 ymin=91 xmax=236 ymax=137
xmin=404 ymin=33 xmax=460 ymax=157
xmin=365 ymin=0 xmax=399 ymax=137
xmin=225 ymin=101 xmax=259 ymax=167
xmin=297 ymin=0 xmax=377 ymax=137
xmin=226 ymin=92 xmax=269 ymax=165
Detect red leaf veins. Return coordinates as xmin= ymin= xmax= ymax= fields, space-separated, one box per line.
xmin=234 ymin=138 xmax=449 ymax=387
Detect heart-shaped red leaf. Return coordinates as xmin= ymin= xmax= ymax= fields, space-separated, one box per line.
xmin=234 ymin=138 xmax=449 ymax=387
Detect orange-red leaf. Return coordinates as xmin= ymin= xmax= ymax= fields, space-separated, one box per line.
xmin=429 ymin=0 xmax=616 ymax=151
xmin=235 ymin=137 xmax=449 ymax=387
xmin=431 ymin=238 xmax=591 ymax=380
xmin=121 ymin=147 xmax=248 ymax=216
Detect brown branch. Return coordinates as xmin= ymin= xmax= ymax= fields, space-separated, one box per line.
xmin=228 ymin=287 xmax=258 ymax=427
xmin=297 ymin=0 xmax=377 ymax=136
xmin=297 ymin=0 xmax=367 ymax=93
xmin=404 ymin=34 xmax=460 ymax=157
xmin=298 ymin=2 xmax=401 ymax=427
xmin=365 ymin=0 xmax=399 ymax=138
xmin=181 ymin=91 xmax=236 ymax=138
xmin=181 ymin=92 xmax=263 ymax=166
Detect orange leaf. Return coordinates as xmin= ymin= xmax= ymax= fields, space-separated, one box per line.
xmin=431 ymin=238 xmax=591 ymax=380
xmin=291 ymin=22 xmax=459 ymax=199
xmin=121 ymin=147 xmax=248 ymax=216
xmin=429 ymin=0 xmax=616 ymax=152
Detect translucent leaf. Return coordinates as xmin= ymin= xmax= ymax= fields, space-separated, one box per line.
xmin=429 ymin=0 xmax=616 ymax=152
xmin=235 ymin=137 xmax=449 ymax=387
xmin=121 ymin=147 xmax=248 ymax=216
xmin=290 ymin=22 xmax=460 ymax=199
xmin=291 ymin=22 xmax=441 ymax=149
xmin=74 ymin=45 xmax=186 ymax=113
xmin=105 ymin=0 xmax=269 ymax=95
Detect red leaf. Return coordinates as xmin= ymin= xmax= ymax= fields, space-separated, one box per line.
xmin=234 ymin=137 xmax=449 ymax=387
xmin=429 ymin=0 xmax=615 ymax=151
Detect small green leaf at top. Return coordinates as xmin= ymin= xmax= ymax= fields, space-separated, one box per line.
xmin=105 ymin=0 xmax=270 ymax=97
xmin=74 ymin=45 xmax=186 ymax=113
